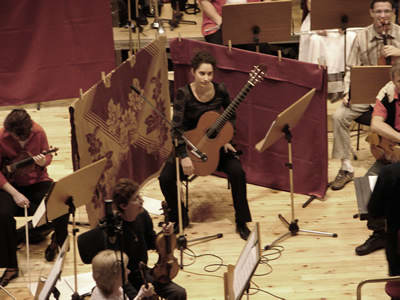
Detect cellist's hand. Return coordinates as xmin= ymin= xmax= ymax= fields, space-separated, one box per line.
xmin=136 ymin=283 xmax=155 ymax=299
xmin=33 ymin=153 xmax=47 ymax=167
xmin=162 ymin=222 xmax=174 ymax=236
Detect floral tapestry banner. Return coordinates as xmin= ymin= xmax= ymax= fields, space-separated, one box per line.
xmin=70 ymin=37 xmax=171 ymax=225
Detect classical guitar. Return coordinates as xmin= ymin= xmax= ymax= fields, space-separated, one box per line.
xmin=185 ymin=65 xmax=266 ymax=176
xmin=366 ymin=132 xmax=400 ymax=163
xmin=1 ymin=147 xmax=59 ymax=180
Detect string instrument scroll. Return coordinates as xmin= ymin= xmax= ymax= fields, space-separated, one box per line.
xmin=152 ymin=201 xmax=179 ymax=283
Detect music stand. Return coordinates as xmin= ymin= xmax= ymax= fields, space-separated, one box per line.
xmin=37 ymin=237 xmax=70 ymax=300
xmin=311 ymin=0 xmax=370 ymax=73
xmin=221 ymin=0 xmax=291 ymax=50
xmin=255 ymin=89 xmax=338 ymax=250
xmin=350 ymin=65 xmax=392 ymax=104
xmin=223 ymin=223 xmax=261 ymax=300
xmin=44 ymin=158 xmax=107 ymax=300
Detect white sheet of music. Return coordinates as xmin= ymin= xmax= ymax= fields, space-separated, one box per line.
xmin=233 ymin=229 xmax=259 ymax=299
xmin=368 ymin=176 xmax=378 ymax=191
xmin=32 ymin=198 xmax=47 ymax=227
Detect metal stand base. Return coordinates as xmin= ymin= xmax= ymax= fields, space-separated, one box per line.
xmin=264 ymin=214 xmax=338 ymax=250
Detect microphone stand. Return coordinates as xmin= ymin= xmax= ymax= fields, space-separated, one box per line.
xmin=130 ymin=86 xmax=223 ymax=269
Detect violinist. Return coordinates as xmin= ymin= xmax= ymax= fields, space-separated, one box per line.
xmin=0 ymin=109 xmax=69 ymax=287
xmin=331 ymin=0 xmax=400 ymax=192
xmin=78 ymin=178 xmax=186 ymax=300
xmin=356 ymin=60 xmax=400 ymax=256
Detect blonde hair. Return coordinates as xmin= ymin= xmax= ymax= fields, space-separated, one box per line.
xmin=92 ymin=250 xmax=129 ymax=297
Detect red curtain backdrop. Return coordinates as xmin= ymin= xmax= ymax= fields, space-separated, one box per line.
xmin=0 ymin=0 xmax=115 ymax=106
xmin=170 ymin=39 xmax=328 ymax=198
xmin=71 ymin=38 xmax=171 ymax=225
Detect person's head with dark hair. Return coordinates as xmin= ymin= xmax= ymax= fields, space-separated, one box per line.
xmin=370 ymin=0 xmax=394 ymax=9
xmin=190 ymin=51 xmax=216 ymax=90
xmin=369 ymin=0 xmax=395 ymax=33
xmin=112 ymin=178 xmax=143 ymax=222
xmin=300 ymin=0 xmax=311 ymax=22
xmin=4 ymin=109 xmax=33 ymax=141
xmin=190 ymin=51 xmax=216 ymax=72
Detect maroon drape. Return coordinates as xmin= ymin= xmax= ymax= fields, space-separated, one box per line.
xmin=170 ymin=39 xmax=328 ymax=198
xmin=0 ymin=0 xmax=115 ymax=106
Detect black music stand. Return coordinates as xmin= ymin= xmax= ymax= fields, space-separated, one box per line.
xmin=255 ymin=89 xmax=338 ymax=250
xmin=222 ymin=0 xmax=291 ymax=51
xmin=45 ymin=158 xmax=107 ymax=300
xmin=311 ymin=0 xmax=370 ymax=72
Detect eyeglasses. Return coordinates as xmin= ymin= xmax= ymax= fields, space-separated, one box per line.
xmin=373 ymin=9 xmax=393 ymax=15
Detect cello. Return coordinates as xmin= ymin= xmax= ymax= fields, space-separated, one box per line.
xmin=152 ymin=201 xmax=179 ymax=283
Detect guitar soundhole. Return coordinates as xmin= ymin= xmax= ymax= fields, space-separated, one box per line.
xmin=206 ymin=128 xmax=218 ymax=139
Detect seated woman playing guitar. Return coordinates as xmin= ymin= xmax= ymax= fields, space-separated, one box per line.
xmin=0 ymin=109 xmax=69 ymax=287
xmin=356 ymin=60 xmax=400 ymax=257
xmin=158 ymin=51 xmax=252 ymax=240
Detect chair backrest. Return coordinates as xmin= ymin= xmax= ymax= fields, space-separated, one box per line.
xmin=385 ymin=229 xmax=400 ymax=297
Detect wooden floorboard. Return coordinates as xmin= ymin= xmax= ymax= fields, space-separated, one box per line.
xmin=0 ymin=98 xmax=389 ymax=300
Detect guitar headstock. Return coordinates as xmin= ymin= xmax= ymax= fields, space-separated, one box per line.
xmin=249 ymin=65 xmax=266 ymax=86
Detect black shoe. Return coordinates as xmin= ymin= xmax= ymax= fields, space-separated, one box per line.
xmin=0 ymin=268 xmax=19 ymax=287
xmin=236 ymin=223 xmax=250 ymax=240
xmin=355 ymin=233 xmax=385 ymax=256
xmin=45 ymin=233 xmax=59 ymax=262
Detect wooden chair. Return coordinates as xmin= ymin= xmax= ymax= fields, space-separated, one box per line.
xmin=356 ymin=229 xmax=400 ymax=299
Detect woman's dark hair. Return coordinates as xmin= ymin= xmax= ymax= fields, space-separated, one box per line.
xmin=370 ymin=0 xmax=394 ymax=9
xmin=4 ymin=109 xmax=33 ymax=141
xmin=191 ymin=51 xmax=216 ymax=71
xmin=112 ymin=178 xmax=139 ymax=211
xmin=301 ymin=0 xmax=309 ymax=22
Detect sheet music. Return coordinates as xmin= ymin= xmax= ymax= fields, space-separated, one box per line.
xmin=32 ymin=197 xmax=47 ymax=227
xmin=233 ymin=228 xmax=260 ymax=299
xmin=142 ymin=196 xmax=162 ymax=215
xmin=368 ymin=176 xmax=378 ymax=190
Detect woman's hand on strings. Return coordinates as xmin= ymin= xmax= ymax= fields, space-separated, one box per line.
xmin=223 ymin=143 xmax=236 ymax=153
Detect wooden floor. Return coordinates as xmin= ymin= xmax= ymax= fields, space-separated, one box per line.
xmin=0 ymin=98 xmax=390 ymax=300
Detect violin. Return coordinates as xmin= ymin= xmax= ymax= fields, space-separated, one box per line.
xmin=152 ymin=201 xmax=179 ymax=284
xmin=1 ymin=147 xmax=59 ymax=181
xmin=378 ymin=20 xmax=392 ymax=65
xmin=138 ymin=262 xmax=159 ymax=300
xmin=366 ymin=132 xmax=400 ymax=163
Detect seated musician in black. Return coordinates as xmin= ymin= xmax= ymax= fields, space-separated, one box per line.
xmin=0 ymin=109 xmax=69 ymax=286
xmin=78 ymin=178 xmax=186 ymax=300
xmin=356 ymin=61 xmax=400 ymax=256
xmin=368 ymin=162 xmax=400 ymax=277
xmin=158 ymin=51 xmax=252 ymax=240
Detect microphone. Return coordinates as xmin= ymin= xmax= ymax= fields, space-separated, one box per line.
xmin=104 ymin=199 xmax=117 ymax=245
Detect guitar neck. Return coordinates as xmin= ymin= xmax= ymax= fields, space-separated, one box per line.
xmin=207 ymin=81 xmax=254 ymax=138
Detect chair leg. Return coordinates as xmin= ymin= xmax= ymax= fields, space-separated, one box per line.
xmin=357 ymin=123 xmax=361 ymax=151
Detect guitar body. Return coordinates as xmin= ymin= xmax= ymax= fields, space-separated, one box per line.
xmin=367 ymin=132 xmax=400 ymax=163
xmin=185 ymin=111 xmax=234 ymax=176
